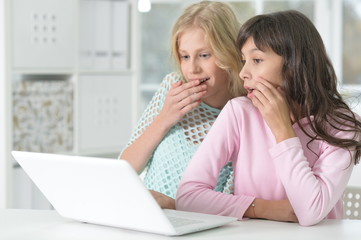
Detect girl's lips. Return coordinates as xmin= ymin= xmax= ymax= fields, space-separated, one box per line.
xmin=245 ymin=87 xmax=255 ymax=98
xmin=245 ymin=87 xmax=254 ymax=93
xmin=188 ymin=77 xmax=210 ymax=84
xmin=199 ymin=77 xmax=210 ymax=83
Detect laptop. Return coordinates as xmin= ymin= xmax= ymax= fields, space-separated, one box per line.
xmin=11 ymin=151 xmax=237 ymax=236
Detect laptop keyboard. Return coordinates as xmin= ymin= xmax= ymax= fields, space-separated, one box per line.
xmin=168 ymin=216 xmax=204 ymax=227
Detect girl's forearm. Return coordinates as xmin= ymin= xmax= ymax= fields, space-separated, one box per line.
xmin=120 ymin=115 xmax=171 ymax=173
xmin=244 ymin=198 xmax=298 ymax=223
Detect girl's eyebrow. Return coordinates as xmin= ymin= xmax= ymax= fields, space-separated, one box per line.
xmin=178 ymin=47 xmax=211 ymax=53
xmin=241 ymin=47 xmax=262 ymax=55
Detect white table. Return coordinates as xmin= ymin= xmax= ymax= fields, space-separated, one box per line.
xmin=1 ymin=209 xmax=360 ymax=240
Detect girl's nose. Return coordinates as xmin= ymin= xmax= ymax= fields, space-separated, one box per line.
xmin=189 ymin=59 xmax=201 ymax=73
xmin=239 ymin=63 xmax=250 ymax=81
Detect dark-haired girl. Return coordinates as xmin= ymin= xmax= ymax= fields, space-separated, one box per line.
xmin=176 ymin=10 xmax=361 ymax=226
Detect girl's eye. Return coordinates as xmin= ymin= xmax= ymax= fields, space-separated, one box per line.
xmin=253 ymin=59 xmax=262 ymax=63
xmin=200 ymin=53 xmax=211 ymax=58
xmin=241 ymin=60 xmax=246 ymax=64
xmin=180 ymin=55 xmax=189 ymax=60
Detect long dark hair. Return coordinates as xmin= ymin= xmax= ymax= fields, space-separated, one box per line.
xmin=237 ymin=10 xmax=361 ymax=164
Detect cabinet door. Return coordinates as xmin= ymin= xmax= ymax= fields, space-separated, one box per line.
xmin=77 ymin=74 xmax=133 ymax=154
xmin=12 ymin=0 xmax=76 ymax=69
xmin=13 ymin=167 xmax=52 ymax=209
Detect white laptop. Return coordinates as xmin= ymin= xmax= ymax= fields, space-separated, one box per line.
xmin=11 ymin=151 xmax=237 ymax=236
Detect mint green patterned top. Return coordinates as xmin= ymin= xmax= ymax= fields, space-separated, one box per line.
xmin=122 ymin=72 xmax=233 ymax=198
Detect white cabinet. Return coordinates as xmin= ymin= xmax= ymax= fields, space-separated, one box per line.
xmin=76 ymin=74 xmax=133 ymax=154
xmin=10 ymin=0 xmax=135 ymax=156
xmin=6 ymin=0 xmax=138 ymax=208
xmin=79 ymin=0 xmax=130 ymax=71
xmin=13 ymin=167 xmax=51 ymax=209
xmin=12 ymin=0 xmax=76 ymax=69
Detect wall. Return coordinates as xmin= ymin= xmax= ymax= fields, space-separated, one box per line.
xmin=0 ymin=0 xmax=11 ymax=208
xmin=7 ymin=0 xmax=136 ymax=209
xmin=348 ymin=104 xmax=361 ymax=187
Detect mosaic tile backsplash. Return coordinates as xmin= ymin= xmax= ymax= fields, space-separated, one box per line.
xmin=13 ymin=79 xmax=73 ymax=153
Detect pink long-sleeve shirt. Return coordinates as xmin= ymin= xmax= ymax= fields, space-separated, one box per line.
xmin=176 ymin=97 xmax=357 ymax=226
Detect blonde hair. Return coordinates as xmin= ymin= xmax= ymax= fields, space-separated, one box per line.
xmin=171 ymin=1 xmax=246 ymax=97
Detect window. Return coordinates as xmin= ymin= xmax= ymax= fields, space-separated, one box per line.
xmin=139 ymin=0 xmax=361 ymax=113
xmin=343 ymin=0 xmax=361 ymax=85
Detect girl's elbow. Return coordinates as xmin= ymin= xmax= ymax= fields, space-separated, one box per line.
xmin=175 ymin=186 xmax=200 ymax=211
xmin=175 ymin=187 xmax=187 ymax=210
xmin=297 ymin=213 xmax=324 ymax=226
xmin=175 ymin=192 xmax=191 ymax=211
xmin=175 ymin=197 xmax=184 ymax=211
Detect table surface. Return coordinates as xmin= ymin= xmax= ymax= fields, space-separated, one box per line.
xmin=1 ymin=209 xmax=360 ymax=240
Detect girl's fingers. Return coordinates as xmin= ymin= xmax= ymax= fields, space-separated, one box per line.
xmin=179 ymin=100 xmax=203 ymax=115
xmin=178 ymin=90 xmax=207 ymax=109
xmin=170 ymin=83 xmax=207 ymax=104
xmin=251 ymin=90 xmax=268 ymax=107
xmin=253 ymin=79 xmax=286 ymax=106
xmin=250 ymin=93 xmax=262 ymax=109
xmin=251 ymin=79 xmax=287 ymax=113
xmin=178 ymin=84 xmax=207 ymax=102
xmin=170 ymin=80 xmax=200 ymax=96
xmin=255 ymin=81 xmax=276 ymax=100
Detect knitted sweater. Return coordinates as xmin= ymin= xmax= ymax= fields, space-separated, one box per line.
xmin=122 ymin=72 xmax=231 ymax=198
